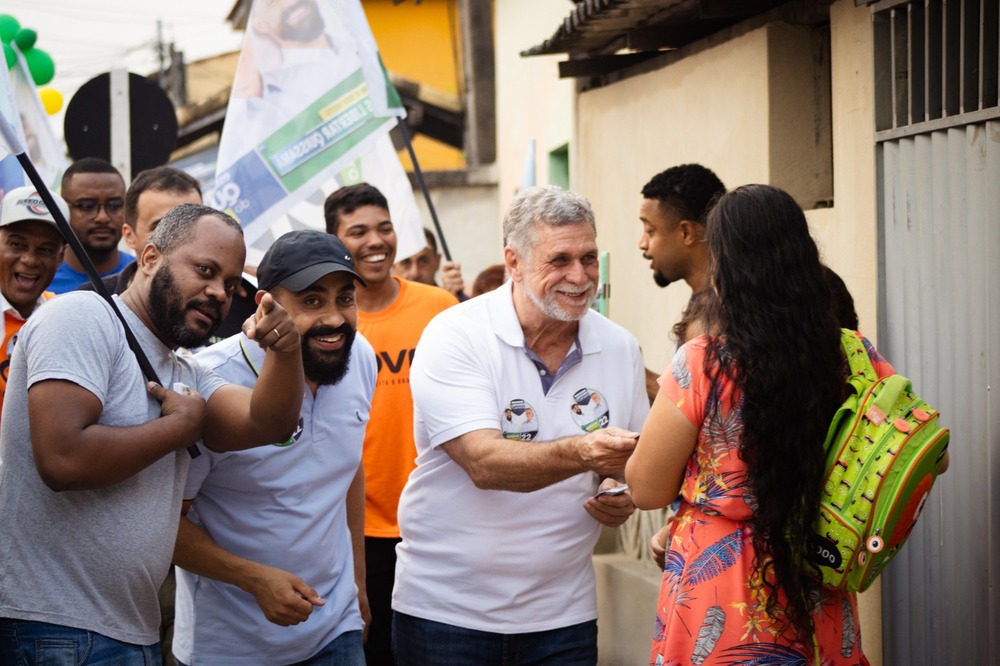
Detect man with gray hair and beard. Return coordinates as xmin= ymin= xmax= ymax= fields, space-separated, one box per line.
xmin=392 ymin=186 xmax=649 ymax=665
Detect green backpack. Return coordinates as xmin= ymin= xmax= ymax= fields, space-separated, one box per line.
xmin=805 ymin=329 xmax=950 ymax=593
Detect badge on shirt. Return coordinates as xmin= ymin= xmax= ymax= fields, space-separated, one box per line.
xmin=570 ymin=387 xmax=610 ymax=432
xmin=501 ymin=398 xmax=539 ymax=441
xmin=273 ymin=416 xmax=304 ymax=448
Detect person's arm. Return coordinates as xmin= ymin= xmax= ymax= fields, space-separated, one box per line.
xmin=644 ymin=367 xmax=660 ymax=405
xmin=202 ymin=291 xmax=304 ymax=452
xmin=346 ymin=464 xmax=370 ymax=641
xmin=29 ymin=380 xmax=206 ymax=492
xmin=440 ymin=426 xmax=639 ymax=493
xmin=650 ymin=524 xmax=670 ymax=569
xmin=174 ymin=501 xmax=323 ymax=626
xmin=625 ymin=390 xmax=698 ymax=510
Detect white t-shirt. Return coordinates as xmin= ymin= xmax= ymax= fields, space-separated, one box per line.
xmin=173 ymin=333 xmax=376 ymax=665
xmin=393 ymin=282 xmax=649 ymax=633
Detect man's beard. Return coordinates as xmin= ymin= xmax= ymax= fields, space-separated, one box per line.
xmin=280 ymin=0 xmax=326 ymax=42
xmin=524 ymin=280 xmax=596 ymax=322
xmin=302 ymin=323 xmax=356 ymax=386
xmin=148 ymin=265 xmax=223 ymax=349
xmin=653 ymin=270 xmax=671 ymax=288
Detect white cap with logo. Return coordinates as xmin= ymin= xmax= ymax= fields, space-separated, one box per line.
xmin=0 ymin=186 xmax=68 ymax=236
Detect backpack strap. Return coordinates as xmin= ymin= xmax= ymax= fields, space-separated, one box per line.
xmin=823 ymin=329 xmax=879 ymax=449
xmin=839 ymin=328 xmax=878 ymax=389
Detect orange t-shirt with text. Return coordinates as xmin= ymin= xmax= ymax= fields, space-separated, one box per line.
xmin=359 ymin=277 xmax=457 ymax=538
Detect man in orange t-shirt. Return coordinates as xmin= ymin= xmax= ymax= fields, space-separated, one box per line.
xmin=326 ymin=183 xmax=457 ymax=665
xmin=0 ymin=187 xmax=67 ymax=425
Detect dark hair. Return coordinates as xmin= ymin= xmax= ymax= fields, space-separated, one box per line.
xmin=61 ymin=158 xmax=123 ymax=192
xmin=124 ymin=167 xmax=202 ymax=230
xmin=823 ymin=265 xmax=860 ymax=330
xmin=703 ymin=184 xmax=843 ymax=641
xmin=148 ymin=203 xmax=242 ymax=256
xmin=672 ymin=290 xmax=713 ymax=344
xmin=423 ymin=227 xmax=438 ymax=253
xmin=324 ymin=183 xmax=389 ymax=234
xmin=641 ymin=163 xmax=725 ymax=227
xmin=471 ymin=264 xmax=506 ymax=297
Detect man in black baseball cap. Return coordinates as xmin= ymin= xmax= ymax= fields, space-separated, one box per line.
xmin=173 ymin=228 xmax=376 ymax=665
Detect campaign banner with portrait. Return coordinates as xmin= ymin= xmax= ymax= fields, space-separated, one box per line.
xmin=9 ymin=47 xmax=67 ymax=192
xmin=212 ymin=0 xmax=423 ymax=256
xmin=0 ymin=53 xmax=28 ymax=195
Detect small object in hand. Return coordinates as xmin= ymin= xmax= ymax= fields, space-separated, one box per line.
xmin=172 ymin=382 xmax=192 ymax=396
xmin=594 ymin=483 xmax=629 ymax=498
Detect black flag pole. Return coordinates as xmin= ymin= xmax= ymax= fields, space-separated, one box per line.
xmin=0 ymin=129 xmax=200 ymax=457
xmin=397 ymin=120 xmax=467 ymax=298
xmin=397 ymin=120 xmax=452 ymax=260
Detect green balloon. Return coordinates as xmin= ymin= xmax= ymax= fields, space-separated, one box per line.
xmin=0 ymin=15 xmax=20 ymax=43
xmin=24 ymin=48 xmax=54 ymax=86
xmin=2 ymin=42 xmax=14 ymax=69
xmin=14 ymin=28 xmax=36 ymax=52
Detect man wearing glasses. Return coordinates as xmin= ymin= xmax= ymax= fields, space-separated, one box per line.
xmin=49 ymin=158 xmax=133 ymax=293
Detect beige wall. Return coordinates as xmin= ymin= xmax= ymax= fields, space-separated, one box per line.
xmin=575 ymin=1 xmax=878 ymax=376
xmin=412 ymin=180 xmax=502 ymax=284
xmin=493 ymin=0 xmax=576 ymax=211
xmin=814 ymin=0 xmax=879 ymax=338
xmin=576 ymin=26 xmax=772 ymax=374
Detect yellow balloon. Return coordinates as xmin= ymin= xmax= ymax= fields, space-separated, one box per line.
xmin=39 ymin=87 xmax=62 ymax=115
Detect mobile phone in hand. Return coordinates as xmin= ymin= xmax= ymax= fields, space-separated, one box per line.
xmin=594 ymin=483 xmax=629 ymax=498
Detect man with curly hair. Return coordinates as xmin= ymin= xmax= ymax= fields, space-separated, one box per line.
xmin=638 ymin=163 xmax=725 ymax=294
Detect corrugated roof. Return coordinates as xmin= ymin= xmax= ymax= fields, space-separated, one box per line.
xmin=521 ymin=0 xmax=793 ymax=58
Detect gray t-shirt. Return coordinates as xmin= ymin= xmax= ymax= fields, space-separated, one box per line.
xmin=0 ymin=292 xmax=226 ymax=645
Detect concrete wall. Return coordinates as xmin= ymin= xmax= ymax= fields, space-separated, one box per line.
xmin=412 ymin=177 xmax=501 ymax=284
xmin=493 ymin=0 xmax=576 ymax=210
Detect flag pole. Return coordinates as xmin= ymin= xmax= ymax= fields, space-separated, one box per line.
xmin=0 ymin=135 xmax=200 ymax=457
xmin=397 ymin=120 xmax=453 ymax=262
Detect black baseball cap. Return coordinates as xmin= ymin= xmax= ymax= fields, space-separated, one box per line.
xmin=257 ymin=230 xmax=366 ymax=291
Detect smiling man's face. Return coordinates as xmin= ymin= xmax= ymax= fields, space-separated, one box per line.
xmin=334 ymin=205 xmax=397 ymax=288
xmin=0 ymin=221 xmax=65 ymax=318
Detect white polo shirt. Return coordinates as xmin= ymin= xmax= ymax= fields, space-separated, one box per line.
xmin=394 ymin=281 xmax=649 ymax=633
xmin=173 ymin=332 xmax=377 ymax=665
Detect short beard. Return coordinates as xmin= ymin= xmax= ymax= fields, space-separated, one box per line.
xmin=148 ymin=265 xmax=223 ymax=349
xmin=653 ymin=270 xmax=671 ymax=288
xmin=524 ymin=281 xmax=595 ymax=322
xmin=302 ymin=323 xmax=356 ymax=386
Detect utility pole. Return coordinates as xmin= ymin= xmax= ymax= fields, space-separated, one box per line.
xmin=156 ymin=19 xmax=167 ymax=90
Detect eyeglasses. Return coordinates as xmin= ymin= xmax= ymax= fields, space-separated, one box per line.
xmin=68 ymin=199 xmax=125 ymax=218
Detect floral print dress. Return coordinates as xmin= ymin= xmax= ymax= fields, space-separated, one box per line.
xmin=650 ymin=334 xmax=892 ymax=666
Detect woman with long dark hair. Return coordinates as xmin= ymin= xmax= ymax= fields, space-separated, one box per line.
xmin=626 ymin=184 xmax=890 ymax=665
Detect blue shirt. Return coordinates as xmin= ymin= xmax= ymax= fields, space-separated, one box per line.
xmin=48 ymin=252 xmax=135 ymax=294
xmin=173 ymin=332 xmax=377 ymax=664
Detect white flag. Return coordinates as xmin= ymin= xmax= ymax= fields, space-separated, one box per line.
xmin=246 ymin=131 xmax=425 ymax=265
xmin=211 ymin=0 xmax=420 ymax=250
xmin=10 ymin=46 xmax=68 ymax=191
xmin=0 ymin=57 xmax=28 ymax=195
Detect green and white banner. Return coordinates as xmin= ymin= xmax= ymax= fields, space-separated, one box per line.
xmin=212 ymin=0 xmax=423 ymax=257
